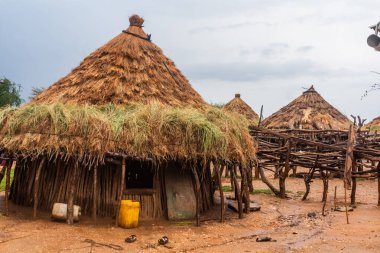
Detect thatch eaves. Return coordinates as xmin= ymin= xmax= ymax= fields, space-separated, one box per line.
xmin=31 ymin=15 xmax=206 ymax=108
xmin=0 ymin=103 xmax=256 ymax=165
xmin=261 ymin=85 xmax=352 ymax=130
xmin=224 ymin=93 xmax=259 ymax=126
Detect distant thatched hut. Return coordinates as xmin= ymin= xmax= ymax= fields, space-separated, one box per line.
xmin=261 ymin=86 xmax=351 ymax=130
xmin=365 ymin=116 xmax=380 ymax=131
xmin=0 ymin=15 xmax=255 ymax=223
xmin=224 ymin=94 xmax=259 ymax=126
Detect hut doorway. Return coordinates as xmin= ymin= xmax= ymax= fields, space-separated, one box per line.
xmin=164 ymin=162 xmax=197 ymax=220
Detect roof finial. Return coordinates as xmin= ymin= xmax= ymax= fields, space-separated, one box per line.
xmin=235 ymin=93 xmax=241 ymax=98
xmin=129 ymin=15 xmax=144 ymax=27
xmin=303 ymin=85 xmax=316 ymax=94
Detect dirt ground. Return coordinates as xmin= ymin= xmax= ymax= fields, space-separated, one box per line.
xmin=1 ymin=175 xmax=380 ymax=253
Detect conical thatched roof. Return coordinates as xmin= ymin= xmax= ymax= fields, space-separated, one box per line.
xmin=261 ymin=86 xmax=351 ymax=130
xmin=365 ymin=116 xmax=380 ymax=131
xmin=31 ymin=15 xmax=206 ymax=107
xmin=224 ymin=94 xmax=259 ymax=126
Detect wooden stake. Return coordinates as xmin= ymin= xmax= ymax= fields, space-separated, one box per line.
xmin=229 ymin=166 xmax=234 ymax=194
xmin=334 ymin=186 xmax=337 ymax=210
xmin=115 ymin=158 xmax=126 ymax=227
xmin=215 ymin=163 xmax=225 ymax=222
xmin=248 ymin=166 xmax=254 ymax=192
xmin=254 ymin=165 xmax=260 ymax=180
xmin=377 ymin=162 xmax=380 ymax=206
xmin=350 ymin=160 xmax=357 ymax=206
xmin=67 ymin=161 xmax=79 ymax=225
xmin=242 ymin=168 xmax=250 ymax=214
xmin=0 ymin=164 xmax=6 ymax=185
xmin=5 ymin=159 xmax=12 ymax=216
xmin=321 ymin=171 xmax=329 ymax=203
xmin=33 ymin=157 xmax=46 ymax=219
xmin=92 ymin=165 xmax=97 ymax=224
xmin=322 ymin=172 xmax=328 ymax=216
xmin=343 ymin=125 xmax=355 ymax=225
xmin=192 ymin=166 xmax=201 ymax=226
xmin=231 ymin=165 xmax=243 ymax=219
xmin=344 ymin=186 xmax=349 ymax=224
xmin=343 ymin=125 xmax=355 ymax=191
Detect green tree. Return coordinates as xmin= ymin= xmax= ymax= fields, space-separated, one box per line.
xmin=29 ymin=86 xmax=45 ymax=100
xmin=0 ymin=78 xmax=23 ymax=107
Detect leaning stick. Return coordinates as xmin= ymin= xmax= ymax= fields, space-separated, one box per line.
xmin=33 ymin=157 xmax=46 ymax=219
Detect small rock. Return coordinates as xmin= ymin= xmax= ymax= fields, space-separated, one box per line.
xmin=307 ymin=212 xmax=317 ymax=218
xmin=256 ymin=236 xmax=276 ymax=242
xmin=335 ymin=206 xmax=354 ymax=212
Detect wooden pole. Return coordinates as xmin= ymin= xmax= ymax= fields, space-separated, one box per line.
xmin=350 ymin=160 xmax=357 ymax=206
xmin=343 ymin=125 xmax=355 ymax=190
xmin=343 ymin=125 xmax=355 ymax=225
xmin=344 ymin=187 xmax=349 ymax=224
xmin=257 ymin=105 xmax=263 ymax=127
xmin=5 ymin=159 xmax=12 ymax=216
xmin=242 ymin=167 xmax=250 ymax=214
xmin=67 ymin=161 xmax=79 ymax=225
xmin=33 ymin=157 xmax=46 ymax=219
xmin=258 ymin=164 xmax=280 ymax=196
xmin=377 ymin=162 xmax=380 ymax=206
xmin=247 ymin=166 xmax=254 ymax=192
xmin=254 ymin=165 xmax=260 ymax=180
xmin=215 ymin=163 xmax=225 ymax=222
xmin=92 ymin=165 xmax=97 ymax=224
xmin=334 ymin=186 xmax=337 ymax=210
xmin=231 ymin=165 xmax=243 ymax=219
xmin=192 ymin=166 xmax=201 ymax=226
xmin=322 ymin=171 xmax=328 ymax=216
xmin=115 ymin=158 xmax=126 ymax=227
xmin=321 ymin=171 xmax=329 ymax=203
xmin=229 ymin=166 xmax=234 ymax=194
xmin=0 ymin=164 xmax=6 ymax=185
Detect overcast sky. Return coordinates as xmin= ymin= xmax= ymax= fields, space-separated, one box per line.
xmin=1 ymin=0 xmax=379 ymax=120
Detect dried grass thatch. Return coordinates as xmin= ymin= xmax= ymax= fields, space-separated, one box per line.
xmin=262 ymin=86 xmax=351 ymax=130
xmin=31 ymin=15 xmax=206 ymax=108
xmin=224 ymin=94 xmax=259 ymax=126
xmin=0 ymin=103 xmax=255 ymax=165
xmin=365 ymin=116 xmax=380 ymax=131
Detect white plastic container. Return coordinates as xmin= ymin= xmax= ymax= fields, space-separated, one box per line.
xmin=52 ymin=203 xmax=81 ymax=221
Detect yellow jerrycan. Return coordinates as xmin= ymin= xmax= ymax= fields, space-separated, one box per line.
xmin=118 ymin=200 xmax=140 ymax=228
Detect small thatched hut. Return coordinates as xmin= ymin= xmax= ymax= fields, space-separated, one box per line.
xmin=0 ymin=15 xmax=255 ymax=224
xmin=365 ymin=116 xmax=380 ymax=131
xmin=224 ymin=94 xmax=259 ymax=126
xmin=261 ymin=85 xmax=351 ymax=130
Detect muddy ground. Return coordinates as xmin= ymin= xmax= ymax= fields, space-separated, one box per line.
xmin=1 ymin=175 xmax=380 ymax=253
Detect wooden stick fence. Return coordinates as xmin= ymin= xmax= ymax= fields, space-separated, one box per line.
xmin=250 ymin=126 xmax=380 ymax=206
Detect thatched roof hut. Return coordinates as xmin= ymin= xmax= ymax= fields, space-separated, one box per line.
xmin=224 ymin=94 xmax=259 ymax=126
xmin=365 ymin=116 xmax=380 ymax=131
xmin=261 ymin=85 xmax=351 ymax=130
xmin=0 ymin=15 xmax=255 ymax=223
